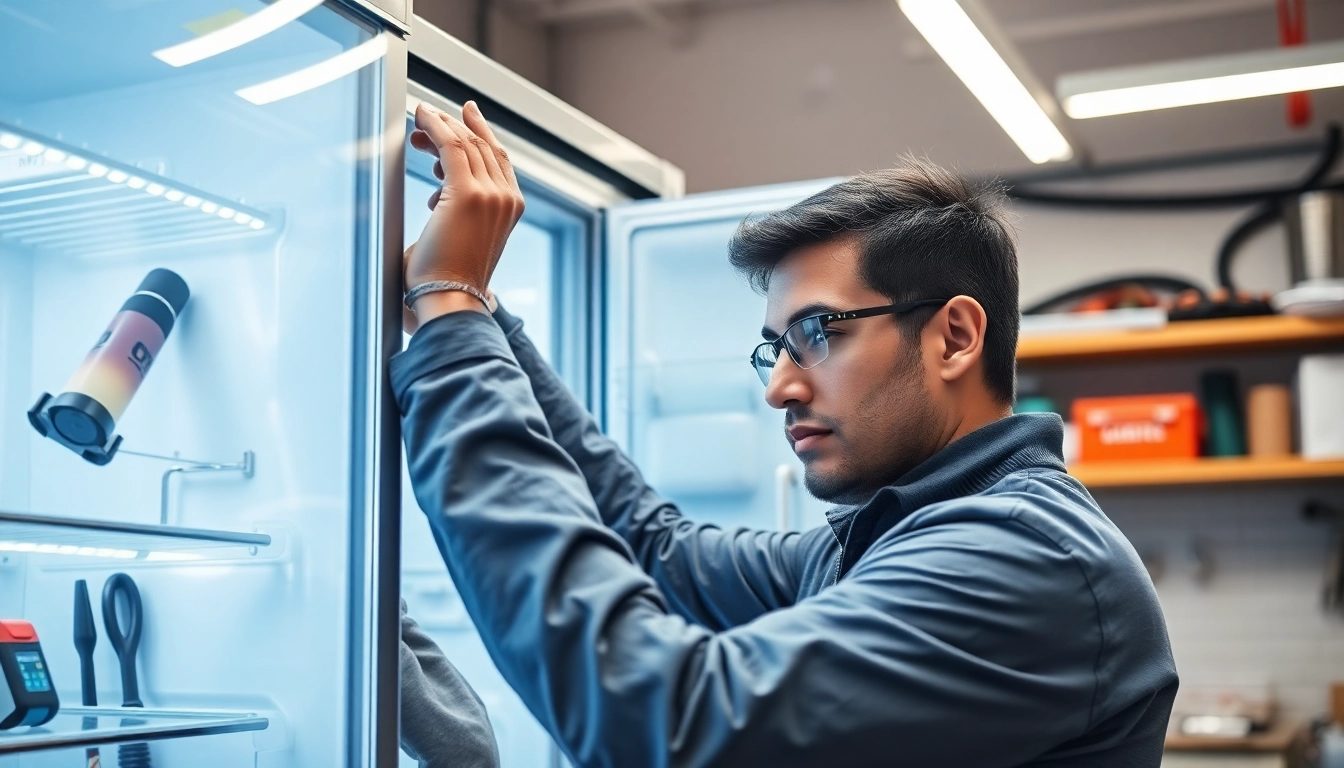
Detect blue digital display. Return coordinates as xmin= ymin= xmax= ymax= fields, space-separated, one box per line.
xmin=13 ymin=651 xmax=51 ymax=693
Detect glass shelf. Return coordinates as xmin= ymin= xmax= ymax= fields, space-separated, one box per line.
xmin=0 ymin=510 xmax=271 ymax=562
xmin=0 ymin=706 xmax=268 ymax=755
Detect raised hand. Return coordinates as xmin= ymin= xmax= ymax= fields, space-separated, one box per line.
xmin=403 ymin=101 xmax=524 ymax=330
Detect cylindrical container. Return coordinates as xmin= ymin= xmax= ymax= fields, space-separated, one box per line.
xmin=1246 ymin=384 xmax=1292 ymax=457
xmin=1284 ymin=190 xmax=1344 ymax=285
xmin=27 ymin=269 xmax=189 ymax=465
xmin=1200 ymin=370 xmax=1246 ymax=457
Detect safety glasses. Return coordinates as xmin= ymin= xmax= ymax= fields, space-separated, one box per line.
xmin=749 ymin=298 xmax=950 ymax=385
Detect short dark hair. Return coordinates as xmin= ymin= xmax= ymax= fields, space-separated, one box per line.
xmin=727 ymin=159 xmax=1019 ymax=403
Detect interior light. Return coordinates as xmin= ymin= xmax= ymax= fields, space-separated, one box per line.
xmin=897 ymin=0 xmax=1073 ymax=163
xmin=65 ymin=155 xmax=88 ymax=171
xmin=0 ymin=133 xmax=20 ymax=149
xmin=153 ymin=0 xmax=326 ymax=67
xmin=0 ymin=540 xmax=175 ymax=560
xmin=21 ymin=141 xmax=45 ymax=156
xmin=106 ymin=170 xmax=129 ymax=183
xmin=217 ymin=206 xmax=236 ymax=218
xmin=1060 ymin=41 xmax=1344 ymax=119
xmin=183 ymin=195 xmax=203 ymax=208
xmin=42 ymin=148 xmax=67 ymax=163
xmin=87 ymin=163 xmax=109 ymax=178
xmin=237 ymin=34 xmax=389 ymax=105
xmin=126 ymin=176 xmax=147 ymax=189
xmin=233 ymin=212 xmax=253 ymax=224
xmin=200 ymin=201 xmax=219 ymax=213
xmin=145 ymin=183 xmax=166 ymax=196
xmin=249 ymin=219 xmax=265 ymax=230
xmin=164 ymin=189 xmax=185 ymax=202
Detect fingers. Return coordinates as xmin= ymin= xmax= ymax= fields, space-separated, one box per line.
xmin=414 ymin=103 xmax=473 ymax=187
xmin=427 ymin=186 xmax=440 ymax=211
xmin=461 ymin=101 xmax=519 ymax=190
xmin=433 ymin=159 xmax=444 ymax=181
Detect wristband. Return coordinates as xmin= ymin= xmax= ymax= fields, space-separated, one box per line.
xmin=404 ymin=281 xmax=490 ymax=310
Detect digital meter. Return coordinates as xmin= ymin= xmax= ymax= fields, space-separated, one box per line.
xmin=1 ymin=620 xmax=59 ymax=729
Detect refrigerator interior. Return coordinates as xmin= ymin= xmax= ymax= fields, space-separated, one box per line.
xmin=606 ymin=181 xmax=839 ymax=535
xmin=0 ymin=2 xmax=384 ymax=765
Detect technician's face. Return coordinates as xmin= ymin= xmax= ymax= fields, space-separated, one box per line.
xmin=760 ymin=239 xmax=941 ymax=505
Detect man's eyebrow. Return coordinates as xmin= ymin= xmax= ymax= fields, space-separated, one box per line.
xmin=761 ymin=302 xmax=838 ymax=339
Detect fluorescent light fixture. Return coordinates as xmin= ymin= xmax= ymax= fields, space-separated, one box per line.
xmin=236 ymin=34 xmax=389 ymax=105
xmin=898 ymin=0 xmax=1073 ymax=163
xmin=233 ymin=212 xmax=253 ymax=224
xmin=1061 ymin=40 xmax=1344 ymax=119
xmin=126 ymin=176 xmax=147 ymax=190
xmin=153 ymin=0 xmax=326 ymax=67
xmin=183 ymin=195 xmax=202 ymax=208
xmin=164 ymin=189 xmax=185 ymax=202
xmin=145 ymin=183 xmax=166 ymax=196
xmin=20 ymin=141 xmax=44 ymax=156
xmin=217 ymin=207 xmax=236 ymax=218
xmin=249 ymin=219 xmax=265 ymax=230
xmin=199 ymin=201 xmax=219 ymax=213
xmin=105 ymin=169 xmax=129 ymax=184
xmin=87 ymin=163 xmax=109 ymax=178
xmin=65 ymin=155 xmax=88 ymax=171
xmin=42 ymin=148 xmax=66 ymax=163
xmin=0 ymin=133 xmax=20 ymax=149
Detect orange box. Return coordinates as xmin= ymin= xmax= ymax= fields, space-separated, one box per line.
xmin=1072 ymin=393 xmax=1203 ymax=462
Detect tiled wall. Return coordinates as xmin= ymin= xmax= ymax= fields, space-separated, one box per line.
xmin=1102 ymin=483 xmax=1344 ymax=724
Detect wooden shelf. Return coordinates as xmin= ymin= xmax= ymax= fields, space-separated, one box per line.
xmin=1018 ymin=315 xmax=1344 ymax=364
xmin=1070 ymin=456 xmax=1344 ymax=488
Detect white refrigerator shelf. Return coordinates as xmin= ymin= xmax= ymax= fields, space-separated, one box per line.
xmin=0 ymin=510 xmax=271 ymax=562
xmin=0 ymin=706 xmax=269 ymax=754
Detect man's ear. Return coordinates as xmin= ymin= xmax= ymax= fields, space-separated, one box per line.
xmin=928 ymin=295 xmax=988 ymax=385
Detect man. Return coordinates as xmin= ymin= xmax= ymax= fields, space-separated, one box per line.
xmin=394 ymin=101 xmax=1178 ymax=767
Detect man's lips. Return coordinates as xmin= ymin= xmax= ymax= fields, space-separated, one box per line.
xmin=788 ymin=425 xmax=833 ymax=453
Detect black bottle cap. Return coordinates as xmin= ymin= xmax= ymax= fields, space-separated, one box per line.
xmin=137 ymin=269 xmax=190 ymax=316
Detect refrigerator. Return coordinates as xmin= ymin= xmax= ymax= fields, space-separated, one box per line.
xmin=0 ymin=4 xmax=831 ymax=766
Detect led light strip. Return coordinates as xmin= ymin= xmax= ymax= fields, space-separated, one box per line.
xmin=1060 ymin=41 xmax=1344 ymax=119
xmin=153 ymin=0 xmax=327 ymax=67
xmin=0 ymin=126 xmax=267 ymax=230
xmin=898 ymin=0 xmax=1073 ymax=164
xmin=0 ymin=540 xmax=203 ymax=561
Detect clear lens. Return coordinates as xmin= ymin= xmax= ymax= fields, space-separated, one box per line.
xmin=786 ymin=316 xmax=830 ymax=369
xmin=752 ymin=344 xmax=777 ymax=385
xmin=752 ymin=315 xmax=831 ymax=386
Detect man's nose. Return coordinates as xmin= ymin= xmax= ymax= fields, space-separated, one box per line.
xmin=764 ymin=352 xmax=813 ymax=410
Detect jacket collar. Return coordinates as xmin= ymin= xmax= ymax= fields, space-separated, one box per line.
xmin=825 ymin=413 xmax=1067 ymax=579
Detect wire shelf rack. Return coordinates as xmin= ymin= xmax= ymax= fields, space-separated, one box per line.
xmin=0 ymin=121 xmax=277 ymax=258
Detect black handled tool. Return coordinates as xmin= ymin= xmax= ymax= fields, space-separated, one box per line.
xmin=102 ymin=573 xmax=151 ymax=768
xmin=74 ymin=580 xmax=100 ymax=768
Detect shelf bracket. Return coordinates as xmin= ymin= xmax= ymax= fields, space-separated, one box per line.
xmin=120 ymin=449 xmax=256 ymax=525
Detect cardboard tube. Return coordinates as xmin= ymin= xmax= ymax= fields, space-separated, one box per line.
xmin=1247 ymin=384 xmax=1292 ymax=457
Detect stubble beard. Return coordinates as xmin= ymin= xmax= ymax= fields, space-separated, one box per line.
xmin=802 ymin=352 xmax=940 ymax=506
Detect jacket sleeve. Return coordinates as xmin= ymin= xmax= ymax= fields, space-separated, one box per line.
xmin=490 ymin=303 xmax=801 ymax=629
xmin=399 ymin=599 xmax=501 ymax=768
xmin=392 ymin=311 xmax=1105 ymax=768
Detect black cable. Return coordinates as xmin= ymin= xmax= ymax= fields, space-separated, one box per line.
xmin=1009 ymin=125 xmax=1342 ymax=210
xmin=1216 ymin=125 xmax=1342 ymax=291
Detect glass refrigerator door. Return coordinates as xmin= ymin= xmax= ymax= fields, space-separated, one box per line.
xmin=604 ymin=180 xmax=840 ymax=534
xmin=0 ymin=3 xmax=403 ymax=766
xmin=399 ymin=143 xmax=596 ymax=767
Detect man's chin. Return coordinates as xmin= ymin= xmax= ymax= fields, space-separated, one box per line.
xmin=802 ymin=464 xmax=870 ymax=506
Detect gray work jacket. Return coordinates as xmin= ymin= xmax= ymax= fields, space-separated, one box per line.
xmin=392 ymin=305 xmax=1178 ymax=768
